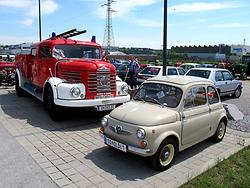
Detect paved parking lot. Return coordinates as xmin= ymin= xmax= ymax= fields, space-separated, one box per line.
xmin=1 ymin=81 xmax=250 ymax=188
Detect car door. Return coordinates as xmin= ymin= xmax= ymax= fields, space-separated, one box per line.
xmin=181 ymin=86 xmax=210 ymax=146
xmin=207 ymin=86 xmax=221 ymax=134
xmin=214 ymin=70 xmax=227 ymax=94
xmin=222 ymin=71 xmax=237 ymax=93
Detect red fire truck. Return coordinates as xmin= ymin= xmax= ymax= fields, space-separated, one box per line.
xmin=15 ymin=29 xmax=130 ymax=120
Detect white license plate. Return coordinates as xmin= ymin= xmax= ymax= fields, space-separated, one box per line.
xmin=105 ymin=137 xmax=127 ymax=152
xmin=97 ymin=105 xmax=115 ymax=111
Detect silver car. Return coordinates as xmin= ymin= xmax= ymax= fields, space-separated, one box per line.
xmin=185 ymin=68 xmax=242 ymax=98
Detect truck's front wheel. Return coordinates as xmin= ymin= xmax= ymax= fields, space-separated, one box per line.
xmin=15 ymin=74 xmax=25 ymax=97
xmin=45 ymin=86 xmax=60 ymax=121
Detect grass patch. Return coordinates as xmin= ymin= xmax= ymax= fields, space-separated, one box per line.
xmin=181 ymin=145 xmax=250 ymax=188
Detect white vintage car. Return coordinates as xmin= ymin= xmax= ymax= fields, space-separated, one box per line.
xmin=99 ymin=76 xmax=227 ymax=170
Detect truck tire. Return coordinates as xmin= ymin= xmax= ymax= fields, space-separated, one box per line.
xmin=45 ymin=86 xmax=61 ymax=121
xmin=150 ymin=138 xmax=177 ymax=171
xmin=15 ymin=74 xmax=25 ymax=97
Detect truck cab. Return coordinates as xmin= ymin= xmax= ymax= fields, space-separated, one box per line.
xmin=15 ymin=29 xmax=130 ymax=120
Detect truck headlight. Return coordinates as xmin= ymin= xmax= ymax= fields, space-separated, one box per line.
xmin=121 ymin=84 xmax=129 ymax=95
xmin=70 ymin=87 xmax=81 ymax=98
xmin=136 ymin=128 xmax=146 ymax=139
xmin=101 ymin=117 xmax=108 ymax=127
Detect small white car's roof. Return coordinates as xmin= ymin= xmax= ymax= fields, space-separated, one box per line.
xmin=180 ymin=63 xmax=200 ymax=66
xmin=188 ymin=67 xmax=227 ymax=72
xmin=147 ymin=75 xmax=213 ymax=86
xmin=144 ymin=65 xmax=176 ymax=69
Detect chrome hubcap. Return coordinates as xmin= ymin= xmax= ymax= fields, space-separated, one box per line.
xmin=159 ymin=144 xmax=174 ymax=166
xmin=235 ymin=89 xmax=241 ymax=97
xmin=218 ymin=123 xmax=225 ymax=139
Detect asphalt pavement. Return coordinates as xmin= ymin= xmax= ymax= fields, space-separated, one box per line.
xmin=0 ymin=122 xmax=57 ymax=188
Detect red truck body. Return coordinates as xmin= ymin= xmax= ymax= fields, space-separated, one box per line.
xmin=15 ymin=29 xmax=129 ymax=120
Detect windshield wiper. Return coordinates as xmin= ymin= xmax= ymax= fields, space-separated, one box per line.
xmin=144 ymin=96 xmax=166 ymax=107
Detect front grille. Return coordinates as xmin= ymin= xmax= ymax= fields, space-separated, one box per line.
xmin=88 ymin=72 xmax=116 ymax=93
xmin=61 ymin=71 xmax=81 ymax=83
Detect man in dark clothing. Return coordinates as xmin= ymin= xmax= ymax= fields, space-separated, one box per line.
xmin=128 ymin=57 xmax=140 ymax=90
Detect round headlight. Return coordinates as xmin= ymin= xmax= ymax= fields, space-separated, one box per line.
xmin=101 ymin=117 xmax=108 ymax=127
xmin=136 ymin=128 xmax=146 ymax=139
xmin=121 ymin=84 xmax=129 ymax=95
xmin=70 ymin=87 xmax=81 ymax=98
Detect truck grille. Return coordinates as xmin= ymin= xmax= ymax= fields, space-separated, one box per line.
xmin=61 ymin=71 xmax=81 ymax=83
xmin=88 ymin=72 xmax=116 ymax=93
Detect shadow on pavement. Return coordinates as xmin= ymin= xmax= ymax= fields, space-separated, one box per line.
xmin=0 ymin=90 xmax=109 ymax=132
xmin=85 ymin=139 xmax=214 ymax=181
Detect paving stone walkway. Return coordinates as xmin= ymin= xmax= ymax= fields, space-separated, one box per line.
xmin=1 ymin=88 xmax=250 ymax=188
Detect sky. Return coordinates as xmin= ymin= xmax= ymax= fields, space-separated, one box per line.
xmin=0 ymin=0 xmax=249 ymax=49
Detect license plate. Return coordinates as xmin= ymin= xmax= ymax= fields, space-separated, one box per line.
xmin=97 ymin=105 xmax=115 ymax=111
xmin=105 ymin=137 xmax=127 ymax=152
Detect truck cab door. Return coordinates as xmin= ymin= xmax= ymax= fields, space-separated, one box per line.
xmin=37 ymin=46 xmax=52 ymax=87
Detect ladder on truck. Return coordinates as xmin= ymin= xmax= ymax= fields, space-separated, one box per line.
xmin=51 ymin=28 xmax=87 ymax=39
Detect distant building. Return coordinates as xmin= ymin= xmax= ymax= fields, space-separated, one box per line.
xmin=0 ymin=43 xmax=32 ymax=55
xmin=231 ymin=45 xmax=250 ymax=56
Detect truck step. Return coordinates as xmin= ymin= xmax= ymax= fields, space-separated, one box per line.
xmin=23 ymin=83 xmax=42 ymax=101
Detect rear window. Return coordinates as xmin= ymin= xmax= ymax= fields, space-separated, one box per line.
xmin=167 ymin=68 xmax=178 ymax=75
xmin=140 ymin=67 xmax=160 ymax=76
xmin=186 ymin=70 xmax=211 ymax=79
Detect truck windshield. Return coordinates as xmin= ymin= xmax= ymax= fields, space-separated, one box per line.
xmin=53 ymin=45 xmax=101 ymax=59
xmin=133 ymin=83 xmax=183 ymax=108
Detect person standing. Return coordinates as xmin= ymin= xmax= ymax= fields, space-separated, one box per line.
xmin=128 ymin=57 xmax=140 ymax=90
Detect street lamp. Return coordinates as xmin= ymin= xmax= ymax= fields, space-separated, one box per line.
xmin=38 ymin=0 xmax=42 ymax=41
xmin=162 ymin=0 xmax=167 ymax=76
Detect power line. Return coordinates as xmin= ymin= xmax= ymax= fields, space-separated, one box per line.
xmin=102 ymin=0 xmax=116 ymax=52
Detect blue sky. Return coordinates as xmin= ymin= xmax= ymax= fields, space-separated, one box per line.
xmin=0 ymin=0 xmax=249 ymax=49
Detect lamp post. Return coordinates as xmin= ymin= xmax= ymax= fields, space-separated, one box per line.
xmin=38 ymin=0 xmax=42 ymax=41
xmin=162 ymin=0 xmax=167 ymax=76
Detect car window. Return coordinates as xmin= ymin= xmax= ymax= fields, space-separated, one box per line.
xmin=40 ymin=46 xmax=51 ymax=58
xmin=215 ymin=71 xmax=224 ymax=81
xmin=222 ymin=71 xmax=233 ymax=81
xmin=186 ymin=70 xmax=211 ymax=79
xmin=207 ymin=86 xmax=219 ymax=104
xmin=178 ymin=68 xmax=185 ymax=75
xmin=133 ymin=83 xmax=183 ymax=108
xmin=184 ymin=86 xmax=207 ymax=108
xmin=167 ymin=68 xmax=178 ymax=75
xmin=139 ymin=67 xmax=160 ymax=76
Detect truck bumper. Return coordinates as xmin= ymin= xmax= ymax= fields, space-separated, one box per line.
xmin=54 ymin=95 xmax=130 ymax=108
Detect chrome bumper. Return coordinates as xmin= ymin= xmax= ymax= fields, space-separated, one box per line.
xmin=99 ymin=129 xmax=151 ymax=156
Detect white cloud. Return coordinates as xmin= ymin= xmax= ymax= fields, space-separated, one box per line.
xmin=96 ymin=0 xmax=158 ymax=18
xmin=29 ymin=0 xmax=58 ymax=17
xmin=208 ymin=23 xmax=250 ymax=28
xmin=20 ymin=18 xmax=33 ymax=26
xmin=134 ymin=19 xmax=162 ymax=28
xmin=0 ymin=0 xmax=32 ymax=8
xmin=168 ymin=2 xmax=239 ymax=13
xmin=0 ymin=0 xmax=58 ymax=26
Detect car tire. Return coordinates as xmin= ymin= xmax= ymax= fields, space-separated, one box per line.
xmin=15 ymin=74 xmax=26 ymax=97
xmin=150 ymin=138 xmax=177 ymax=171
xmin=211 ymin=120 xmax=226 ymax=142
xmin=233 ymin=87 xmax=242 ymax=98
xmin=45 ymin=86 xmax=61 ymax=121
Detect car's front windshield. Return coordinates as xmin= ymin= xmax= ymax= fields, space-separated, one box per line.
xmin=133 ymin=83 xmax=183 ymax=108
xmin=53 ymin=45 xmax=101 ymax=59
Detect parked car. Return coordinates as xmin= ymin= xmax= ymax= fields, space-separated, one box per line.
xmin=99 ymin=76 xmax=227 ymax=170
xmin=180 ymin=63 xmax=201 ymax=71
xmin=137 ymin=66 xmax=186 ymax=84
xmin=185 ymin=68 xmax=242 ymax=98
